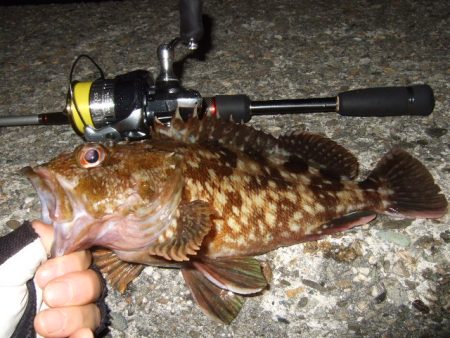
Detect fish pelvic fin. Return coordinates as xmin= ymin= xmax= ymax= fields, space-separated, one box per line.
xmin=147 ymin=200 xmax=214 ymax=261
xmin=192 ymin=256 xmax=269 ymax=294
xmin=182 ymin=256 xmax=269 ymax=324
xmin=92 ymin=248 xmax=145 ymax=294
xmin=182 ymin=268 xmax=245 ymax=324
xmin=361 ymin=148 xmax=447 ymax=219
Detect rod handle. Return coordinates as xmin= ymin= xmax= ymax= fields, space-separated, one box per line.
xmin=338 ymin=84 xmax=434 ymax=117
xmin=211 ymin=95 xmax=252 ymax=123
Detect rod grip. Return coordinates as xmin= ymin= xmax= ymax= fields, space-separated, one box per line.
xmin=214 ymin=95 xmax=251 ymax=122
xmin=338 ymin=84 xmax=434 ymax=117
xmin=179 ymin=0 xmax=204 ymax=45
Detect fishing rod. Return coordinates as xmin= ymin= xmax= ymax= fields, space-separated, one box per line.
xmin=0 ymin=0 xmax=435 ymax=142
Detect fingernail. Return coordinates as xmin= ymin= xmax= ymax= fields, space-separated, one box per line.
xmin=45 ymin=281 xmax=72 ymax=306
xmin=39 ymin=309 xmax=66 ymax=334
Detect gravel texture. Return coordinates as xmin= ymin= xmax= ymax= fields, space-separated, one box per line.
xmin=0 ymin=0 xmax=449 ymax=337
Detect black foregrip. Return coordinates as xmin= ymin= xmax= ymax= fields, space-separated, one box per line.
xmin=338 ymin=84 xmax=434 ymax=117
xmin=179 ymin=0 xmax=204 ymax=44
xmin=214 ymin=95 xmax=251 ymax=123
xmin=39 ymin=112 xmax=69 ymax=125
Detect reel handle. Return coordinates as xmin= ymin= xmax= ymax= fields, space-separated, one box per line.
xmin=179 ymin=0 xmax=204 ymax=48
xmin=338 ymin=84 xmax=434 ymax=117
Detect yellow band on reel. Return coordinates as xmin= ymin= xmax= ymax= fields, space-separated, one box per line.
xmin=69 ymin=82 xmax=94 ymax=134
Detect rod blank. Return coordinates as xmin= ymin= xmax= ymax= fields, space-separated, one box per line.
xmin=0 ymin=112 xmax=68 ymax=127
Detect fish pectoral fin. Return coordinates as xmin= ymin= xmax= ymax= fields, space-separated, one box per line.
xmin=182 ymin=267 xmax=245 ymax=324
xmin=192 ymin=256 xmax=269 ymax=295
xmin=318 ymin=211 xmax=377 ymax=236
xmin=91 ymin=248 xmax=145 ymax=294
xmin=147 ymin=200 xmax=214 ymax=261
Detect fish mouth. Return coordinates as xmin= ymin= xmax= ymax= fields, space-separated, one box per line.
xmin=22 ymin=166 xmax=77 ymax=256
xmin=21 ymin=166 xmax=60 ymax=225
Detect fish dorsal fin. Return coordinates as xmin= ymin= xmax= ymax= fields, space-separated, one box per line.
xmin=155 ymin=116 xmax=279 ymax=158
xmin=156 ymin=116 xmax=358 ymax=178
xmin=147 ymin=200 xmax=213 ymax=261
xmin=279 ymin=132 xmax=359 ymax=179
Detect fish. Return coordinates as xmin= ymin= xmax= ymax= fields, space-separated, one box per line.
xmin=21 ymin=116 xmax=447 ymax=323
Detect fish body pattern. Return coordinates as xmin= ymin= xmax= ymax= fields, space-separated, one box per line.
xmin=22 ymin=116 xmax=447 ymax=323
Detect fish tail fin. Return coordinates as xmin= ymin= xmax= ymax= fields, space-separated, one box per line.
xmin=362 ymin=148 xmax=447 ymax=219
xmin=181 ymin=257 xmax=269 ymax=324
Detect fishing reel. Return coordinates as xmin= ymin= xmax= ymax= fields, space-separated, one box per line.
xmin=66 ymin=0 xmax=204 ymax=142
xmin=0 ymin=0 xmax=436 ymax=142
xmin=66 ymin=61 xmax=202 ymax=142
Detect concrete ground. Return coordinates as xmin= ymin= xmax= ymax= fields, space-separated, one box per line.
xmin=0 ymin=0 xmax=448 ymax=337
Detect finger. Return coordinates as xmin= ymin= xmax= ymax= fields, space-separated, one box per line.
xmin=43 ymin=269 xmax=103 ymax=307
xmin=35 ymin=250 xmax=92 ymax=288
xmin=34 ymin=304 xmax=100 ymax=338
xmin=70 ymin=327 xmax=94 ymax=338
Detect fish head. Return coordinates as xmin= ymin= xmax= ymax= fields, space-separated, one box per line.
xmin=22 ymin=141 xmax=183 ymax=257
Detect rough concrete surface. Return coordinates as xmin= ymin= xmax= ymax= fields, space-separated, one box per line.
xmin=0 ymin=0 xmax=448 ymax=337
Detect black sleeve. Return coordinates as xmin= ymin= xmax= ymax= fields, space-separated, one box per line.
xmin=0 ymin=221 xmax=37 ymax=264
xmin=91 ymin=264 xmax=111 ymax=337
xmin=11 ymin=279 xmax=37 ymax=338
xmin=0 ymin=221 xmax=38 ymax=338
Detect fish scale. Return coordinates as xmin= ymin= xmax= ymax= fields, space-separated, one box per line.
xmin=21 ymin=116 xmax=447 ymax=324
xmin=180 ymin=143 xmax=368 ymax=257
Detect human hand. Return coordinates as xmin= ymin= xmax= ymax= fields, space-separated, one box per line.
xmin=32 ymin=221 xmax=103 ymax=338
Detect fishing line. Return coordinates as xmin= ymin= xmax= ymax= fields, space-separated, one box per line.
xmin=68 ymin=54 xmax=105 ymax=130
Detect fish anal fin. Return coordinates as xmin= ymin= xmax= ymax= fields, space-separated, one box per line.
xmin=280 ymin=132 xmax=359 ymax=179
xmin=148 ymin=200 xmax=213 ymax=261
xmin=193 ymin=256 xmax=269 ymax=295
xmin=92 ymin=248 xmax=145 ymax=293
xmin=182 ymin=268 xmax=245 ymax=324
xmin=314 ymin=211 xmax=377 ymax=237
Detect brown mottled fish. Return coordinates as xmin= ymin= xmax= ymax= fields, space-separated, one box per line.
xmin=22 ymin=116 xmax=447 ymax=323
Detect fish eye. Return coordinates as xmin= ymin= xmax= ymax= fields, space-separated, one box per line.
xmin=77 ymin=144 xmax=106 ymax=168
xmin=85 ymin=149 xmax=99 ymax=163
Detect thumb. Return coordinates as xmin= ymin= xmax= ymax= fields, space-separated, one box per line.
xmin=31 ymin=220 xmax=54 ymax=255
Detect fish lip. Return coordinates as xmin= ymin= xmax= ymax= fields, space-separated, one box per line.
xmin=21 ymin=166 xmax=58 ymax=224
xmin=22 ymin=166 xmax=79 ymax=256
